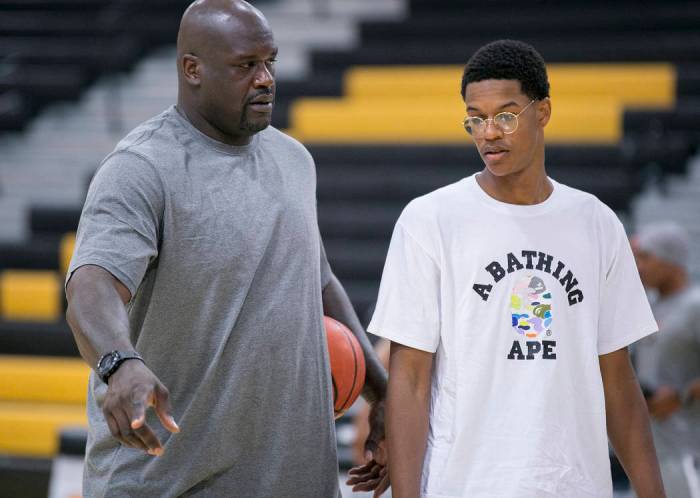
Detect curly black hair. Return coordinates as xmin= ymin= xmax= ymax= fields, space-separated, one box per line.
xmin=460 ymin=40 xmax=550 ymax=101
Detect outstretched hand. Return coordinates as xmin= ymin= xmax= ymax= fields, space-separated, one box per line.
xmin=101 ymin=359 xmax=179 ymax=455
xmin=346 ymin=400 xmax=390 ymax=497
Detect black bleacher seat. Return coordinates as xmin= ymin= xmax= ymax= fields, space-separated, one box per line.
xmin=319 ymin=201 xmax=404 ymax=241
xmin=0 ymin=64 xmax=88 ymax=111
xmin=0 ymin=320 xmax=78 ymax=356
xmin=0 ymin=89 xmax=29 ymax=130
xmin=324 ymin=240 xmax=388 ymax=281
xmin=623 ymin=98 xmax=700 ymax=177
xmin=677 ymin=66 xmax=700 ymax=98
xmin=0 ymin=0 xmax=111 ymax=10
xmin=0 ymin=456 xmax=51 ymax=498
xmin=0 ymin=237 xmax=59 ymax=271
xmin=408 ymin=0 xmax=698 ymax=10
xmin=29 ymin=206 xmax=81 ymax=237
xmin=58 ymin=427 xmax=87 ymax=456
xmin=0 ymin=12 xmax=110 ymax=37
xmin=0 ymin=36 xmax=142 ymax=77
xmin=312 ymin=32 xmax=700 ymax=70
xmin=624 ymin=100 xmax=700 ymax=141
xmin=363 ymin=4 xmax=700 ymax=40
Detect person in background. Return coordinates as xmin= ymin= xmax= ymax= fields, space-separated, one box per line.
xmin=633 ymin=221 xmax=700 ymax=498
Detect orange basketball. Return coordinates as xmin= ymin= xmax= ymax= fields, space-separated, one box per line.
xmin=324 ymin=316 xmax=366 ymax=418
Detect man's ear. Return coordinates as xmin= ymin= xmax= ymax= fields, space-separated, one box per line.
xmin=538 ymin=97 xmax=552 ymax=128
xmin=181 ymin=54 xmax=201 ymax=86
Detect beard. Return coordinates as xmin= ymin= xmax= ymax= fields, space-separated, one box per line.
xmin=240 ymin=107 xmax=272 ymax=133
xmin=240 ymin=118 xmax=271 ymax=133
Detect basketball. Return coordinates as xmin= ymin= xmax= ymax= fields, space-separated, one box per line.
xmin=324 ymin=316 xmax=366 ymax=418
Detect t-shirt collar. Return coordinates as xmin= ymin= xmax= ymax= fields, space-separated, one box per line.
xmin=171 ymin=105 xmax=260 ymax=156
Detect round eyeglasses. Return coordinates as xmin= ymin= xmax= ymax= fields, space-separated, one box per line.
xmin=463 ymin=100 xmax=536 ymax=136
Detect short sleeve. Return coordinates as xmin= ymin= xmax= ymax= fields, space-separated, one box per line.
xmin=319 ymin=235 xmax=332 ymax=289
xmin=597 ymin=218 xmax=658 ymax=355
xmin=66 ymin=151 xmax=164 ymax=297
xmin=368 ymin=221 xmax=441 ymax=353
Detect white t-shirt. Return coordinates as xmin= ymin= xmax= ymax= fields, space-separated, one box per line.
xmin=368 ymin=174 xmax=658 ymax=498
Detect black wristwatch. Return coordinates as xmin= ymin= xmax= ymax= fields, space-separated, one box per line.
xmin=96 ymin=350 xmax=144 ymax=384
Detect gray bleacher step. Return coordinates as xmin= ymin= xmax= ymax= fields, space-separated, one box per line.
xmin=633 ymin=151 xmax=700 ymax=280
xmin=0 ymin=198 xmax=27 ymax=241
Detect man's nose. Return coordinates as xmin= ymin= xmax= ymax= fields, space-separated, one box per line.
xmin=253 ymin=63 xmax=274 ymax=88
xmin=483 ymin=119 xmax=502 ymax=140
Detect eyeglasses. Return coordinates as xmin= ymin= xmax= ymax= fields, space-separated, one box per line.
xmin=463 ymin=100 xmax=536 ymax=136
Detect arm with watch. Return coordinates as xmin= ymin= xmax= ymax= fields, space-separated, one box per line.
xmin=66 ymin=264 xmax=180 ymax=456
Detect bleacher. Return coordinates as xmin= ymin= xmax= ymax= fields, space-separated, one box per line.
xmin=0 ymin=0 xmax=194 ymax=131
xmin=1 ymin=0 xmax=700 ymax=496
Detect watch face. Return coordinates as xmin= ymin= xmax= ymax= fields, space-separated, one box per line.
xmin=99 ymin=352 xmax=118 ymax=375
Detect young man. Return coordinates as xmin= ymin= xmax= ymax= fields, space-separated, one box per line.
xmin=368 ymin=40 xmax=666 ymax=497
xmin=65 ymin=1 xmax=386 ymax=496
xmin=632 ymin=222 xmax=700 ymax=498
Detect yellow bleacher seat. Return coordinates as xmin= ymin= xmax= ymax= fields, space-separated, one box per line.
xmin=0 ymin=355 xmax=89 ymax=404
xmin=289 ymin=97 xmax=621 ymax=144
xmin=0 ymin=270 xmax=62 ymax=321
xmin=0 ymin=401 xmax=86 ymax=457
xmin=0 ymin=356 xmax=89 ymax=457
xmin=60 ymin=232 xmax=76 ymax=276
xmin=343 ymin=63 xmax=675 ymax=108
xmin=287 ymin=63 xmax=675 ymax=144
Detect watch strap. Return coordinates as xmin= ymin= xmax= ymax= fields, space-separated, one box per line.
xmin=97 ymin=350 xmax=144 ymax=384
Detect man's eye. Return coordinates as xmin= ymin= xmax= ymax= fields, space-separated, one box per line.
xmin=238 ymin=62 xmax=255 ymax=69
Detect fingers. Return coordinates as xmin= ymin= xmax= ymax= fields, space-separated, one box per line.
xmin=129 ymin=387 xmax=148 ymax=430
xmin=132 ymin=423 xmax=164 ymax=456
xmin=105 ymin=413 xmax=124 ymax=446
xmin=127 ymin=385 xmax=164 ymax=455
xmin=111 ymin=409 xmax=148 ymax=451
xmin=347 ymin=460 xmax=376 ymax=475
xmin=154 ymin=384 xmax=180 ymax=433
xmin=105 ymin=405 xmax=164 ymax=455
xmin=347 ymin=461 xmax=383 ymax=489
xmin=346 ymin=460 xmax=379 ymax=480
xmin=352 ymin=475 xmax=384 ymax=492
xmin=372 ymin=473 xmax=390 ymax=497
xmin=103 ymin=378 xmax=173 ymax=455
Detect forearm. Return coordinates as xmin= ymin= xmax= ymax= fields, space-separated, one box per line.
xmin=602 ymin=350 xmax=665 ymax=498
xmin=322 ymin=274 xmax=387 ymax=403
xmin=387 ymin=355 xmax=431 ymax=498
xmin=66 ymin=265 xmax=133 ymax=368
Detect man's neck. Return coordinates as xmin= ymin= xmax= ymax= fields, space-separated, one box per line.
xmin=476 ymin=166 xmax=552 ymax=205
xmin=175 ymin=102 xmax=252 ymax=146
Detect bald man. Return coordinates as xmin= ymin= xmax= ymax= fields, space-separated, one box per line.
xmin=65 ymin=1 xmax=387 ymax=496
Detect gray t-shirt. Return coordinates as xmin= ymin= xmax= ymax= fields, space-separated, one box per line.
xmin=634 ymin=286 xmax=700 ymax=459
xmin=68 ymin=106 xmax=339 ymax=497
